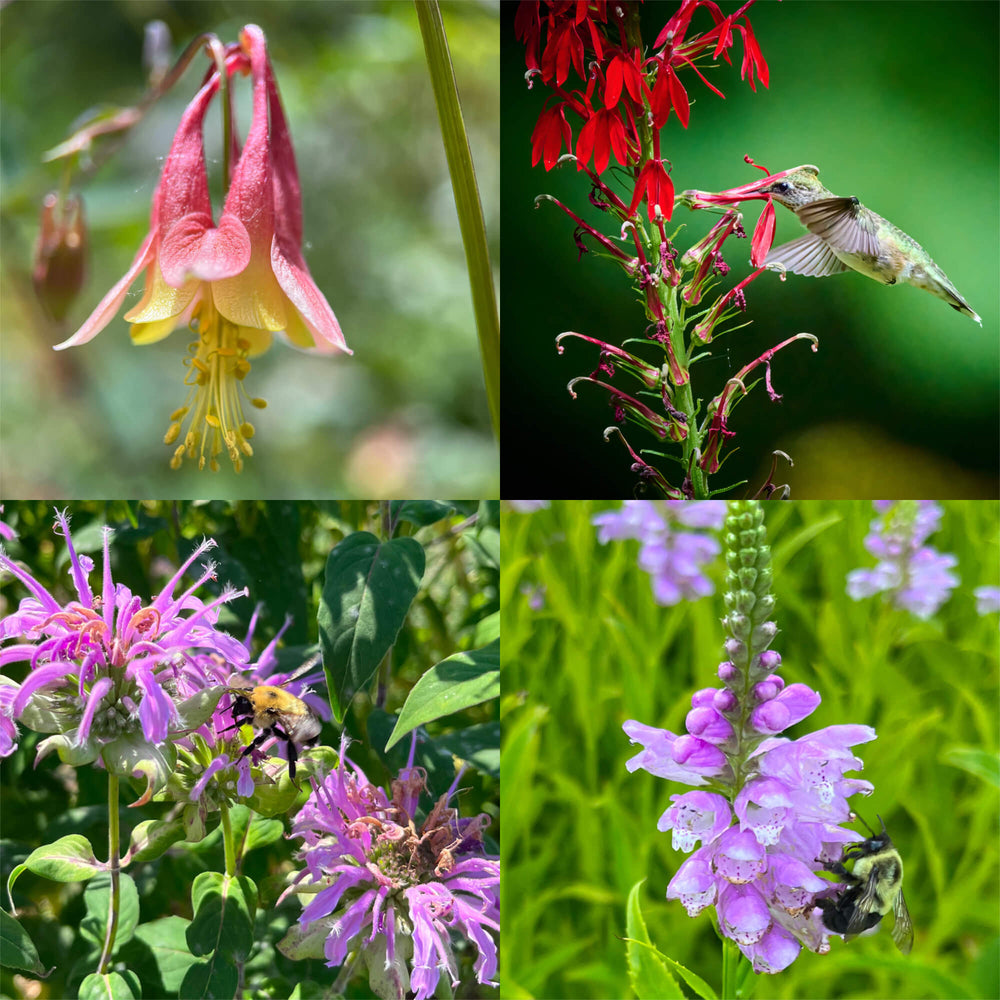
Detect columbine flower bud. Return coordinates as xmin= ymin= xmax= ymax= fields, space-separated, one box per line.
xmin=33 ymin=192 xmax=87 ymax=321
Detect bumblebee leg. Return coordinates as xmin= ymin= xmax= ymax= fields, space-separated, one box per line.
xmin=269 ymin=724 xmax=299 ymax=784
xmin=819 ymin=860 xmax=851 ymax=877
xmin=237 ymin=728 xmax=273 ymax=761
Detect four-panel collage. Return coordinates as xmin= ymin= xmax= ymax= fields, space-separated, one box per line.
xmin=0 ymin=3 xmax=997 ymax=1000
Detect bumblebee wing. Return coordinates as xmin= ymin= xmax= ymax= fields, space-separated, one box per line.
xmin=284 ymin=652 xmax=322 ymax=683
xmin=844 ymin=867 xmax=882 ymax=938
xmin=892 ymin=889 xmax=914 ymax=954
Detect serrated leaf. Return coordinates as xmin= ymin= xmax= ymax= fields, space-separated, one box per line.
xmin=318 ymin=532 xmax=425 ymax=721
xmin=385 ymin=640 xmax=499 ymax=750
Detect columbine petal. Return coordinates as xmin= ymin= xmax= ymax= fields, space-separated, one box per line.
xmin=159 ymin=212 xmax=251 ymax=286
xmin=54 ymin=232 xmax=157 ymax=350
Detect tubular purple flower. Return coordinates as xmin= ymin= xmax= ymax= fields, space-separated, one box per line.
xmin=0 ymin=682 xmax=18 ymax=755
xmin=594 ymin=500 xmax=725 ymax=606
xmin=0 ymin=509 xmax=250 ymax=794
xmin=974 ymin=585 xmax=1000 ymax=615
xmin=847 ymin=500 xmax=958 ymax=618
xmin=659 ymin=791 xmax=732 ymax=848
xmin=624 ymin=502 xmax=888 ymax=973
xmin=283 ymin=734 xmax=498 ymax=1000
xmin=750 ymin=682 xmax=822 ymax=735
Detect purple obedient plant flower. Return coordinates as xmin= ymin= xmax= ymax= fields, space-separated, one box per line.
xmin=974 ymin=585 xmax=1000 ymax=617
xmin=505 ymin=500 xmax=551 ymax=513
xmin=624 ymin=501 xmax=878 ymax=973
xmin=593 ymin=500 xmax=727 ymax=606
xmin=0 ymin=509 xmax=249 ymax=798
xmin=846 ymin=500 xmax=959 ymax=619
xmin=282 ymin=733 xmax=499 ymax=1000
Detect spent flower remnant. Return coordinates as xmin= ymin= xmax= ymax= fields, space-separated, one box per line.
xmin=593 ymin=500 xmax=726 ymax=605
xmin=624 ymin=502 xmax=878 ymax=973
xmin=0 ymin=510 xmax=249 ymax=799
xmin=846 ymin=501 xmax=959 ymax=619
xmin=55 ymin=24 xmax=349 ymax=473
xmin=518 ymin=3 xmax=823 ymax=497
xmin=282 ymin=735 xmax=499 ymax=1000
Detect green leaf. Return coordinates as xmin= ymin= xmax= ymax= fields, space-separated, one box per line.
xmin=385 ymin=639 xmax=499 ymax=750
xmin=434 ymin=721 xmax=500 ymax=778
xmin=942 ymin=746 xmax=1000 ymax=787
xmin=318 ymin=531 xmax=425 ymax=721
xmin=132 ymin=916 xmax=200 ymax=993
xmin=81 ymin=873 xmax=140 ymax=951
xmin=77 ymin=970 xmax=140 ymax=999
xmin=415 ymin=0 xmax=499 ymax=436
xmin=179 ymin=957 xmax=238 ymax=1000
xmin=8 ymin=834 xmax=102 ymax=904
xmin=186 ymin=872 xmax=256 ymax=961
xmin=0 ymin=908 xmax=47 ymax=975
xmin=245 ymin=816 xmax=285 ymax=853
xmin=389 ymin=500 xmax=459 ymax=527
xmin=625 ymin=881 xmax=684 ymax=1000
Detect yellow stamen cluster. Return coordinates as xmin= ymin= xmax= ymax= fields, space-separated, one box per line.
xmin=164 ymin=308 xmax=267 ymax=473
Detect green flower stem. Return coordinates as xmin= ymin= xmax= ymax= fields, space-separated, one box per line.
xmin=97 ymin=772 xmax=121 ymax=973
xmin=414 ymin=0 xmax=500 ymax=438
xmin=220 ymin=801 xmax=237 ymax=878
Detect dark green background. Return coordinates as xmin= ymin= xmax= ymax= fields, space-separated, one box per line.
xmin=501 ymin=1 xmax=999 ymax=499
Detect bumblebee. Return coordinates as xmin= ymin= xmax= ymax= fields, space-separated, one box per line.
xmin=816 ymin=814 xmax=913 ymax=954
xmin=221 ymin=657 xmax=323 ymax=786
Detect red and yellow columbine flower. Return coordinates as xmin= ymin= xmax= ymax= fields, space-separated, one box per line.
xmin=55 ymin=25 xmax=350 ymax=472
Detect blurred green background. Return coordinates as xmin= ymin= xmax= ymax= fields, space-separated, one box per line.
xmin=501 ymin=2 xmax=998 ymax=499
xmin=501 ymin=500 xmax=1000 ymax=999
xmin=1 ymin=0 xmax=498 ymax=498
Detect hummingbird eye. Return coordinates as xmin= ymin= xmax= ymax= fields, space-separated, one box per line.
xmin=770 ymin=181 xmax=791 ymax=194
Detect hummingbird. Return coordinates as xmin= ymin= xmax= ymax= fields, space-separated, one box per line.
xmin=761 ymin=165 xmax=981 ymax=324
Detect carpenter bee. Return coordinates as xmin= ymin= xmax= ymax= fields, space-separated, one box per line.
xmin=220 ymin=655 xmax=323 ymax=787
xmin=816 ymin=813 xmax=913 ymax=954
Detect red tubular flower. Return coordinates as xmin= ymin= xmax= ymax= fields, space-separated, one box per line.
xmin=576 ymin=107 xmax=630 ymax=174
xmin=604 ymin=48 xmax=649 ymax=108
xmin=750 ymin=197 xmax=776 ymax=267
xmin=54 ymin=24 xmax=349 ymax=473
xmin=736 ymin=20 xmax=769 ymax=92
xmin=629 ymin=159 xmax=675 ymax=223
xmin=531 ymin=104 xmax=573 ymax=170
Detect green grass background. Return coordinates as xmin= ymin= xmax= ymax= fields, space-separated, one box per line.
xmin=501 ymin=501 xmax=999 ymax=999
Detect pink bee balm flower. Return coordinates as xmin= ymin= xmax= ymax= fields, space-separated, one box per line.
xmin=55 ymin=25 xmax=350 ymax=472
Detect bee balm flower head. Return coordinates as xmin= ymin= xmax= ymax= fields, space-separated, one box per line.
xmin=55 ymin=24 xmax=350 ymax=472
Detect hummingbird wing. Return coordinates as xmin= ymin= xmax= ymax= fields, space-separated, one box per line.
xmin=795 ymin=197 xmax=880 ymax=256
xmin=764 ymin=233 xmax=849 ymax=277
